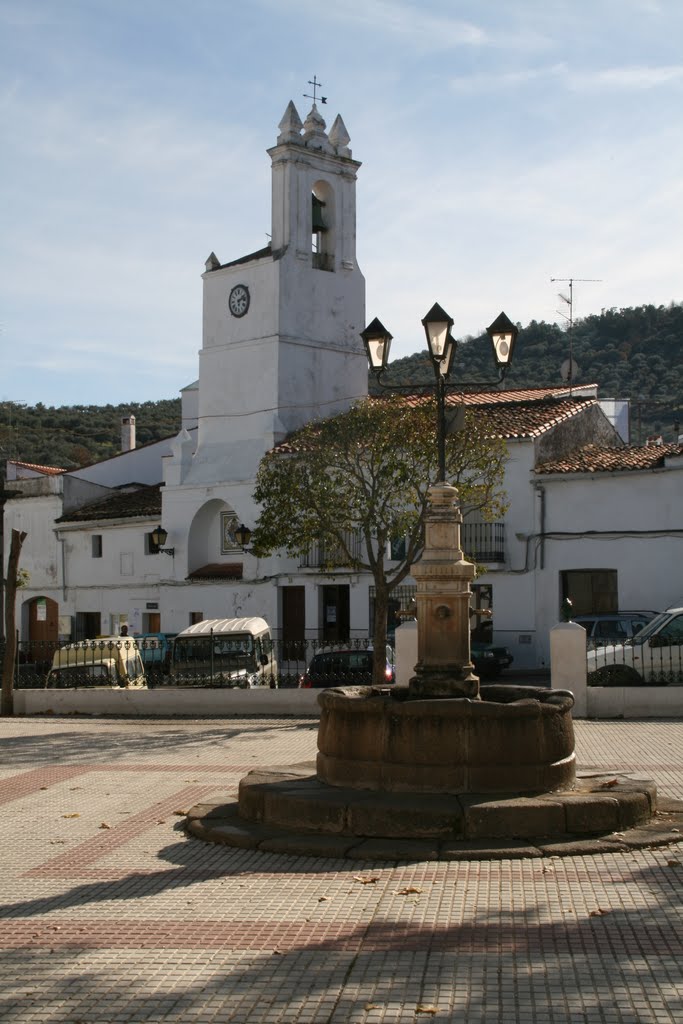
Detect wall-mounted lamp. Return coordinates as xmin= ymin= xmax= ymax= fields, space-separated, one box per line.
xmin=151 ymin=525 xmax=175 ymax=557
xmin=233 ymin=523 xmax=252 ymax=548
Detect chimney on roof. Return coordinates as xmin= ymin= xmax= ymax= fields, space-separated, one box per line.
xmin=121 ymin=415 xmax=136 ymax=452
xmin=645 ymin=434 xmax=663 ymax=447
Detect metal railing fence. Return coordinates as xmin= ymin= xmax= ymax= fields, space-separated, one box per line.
xmin=586 ymin=639 xmax=683 ymax=687
xmin=9 ymin=636 xmax=382 ymax=691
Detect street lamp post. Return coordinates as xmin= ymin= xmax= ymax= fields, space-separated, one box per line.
xmin=361 ymin=304 xmax=518 ymax=699
xmin=361 ymin=305 xmax=518 ymax=483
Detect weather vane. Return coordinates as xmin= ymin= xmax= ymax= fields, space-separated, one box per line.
xmin=304 ymin=75 xmax=327 ymax=105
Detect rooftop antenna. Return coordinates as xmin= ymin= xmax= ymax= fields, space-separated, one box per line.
xmin=550 ymin=277 xmax=602 ymax=395
xmin=304 ymin=75 xmax=327 ymax=105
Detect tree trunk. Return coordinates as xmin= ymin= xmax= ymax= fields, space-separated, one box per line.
xmin=1 ymin=529 xmax=27 ymax=716
xmin=371 ymin=576 xmax=390 ymax=687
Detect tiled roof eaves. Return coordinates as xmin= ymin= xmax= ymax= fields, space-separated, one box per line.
xmin=535 ymin=443 xmax=683 ymax=475
xmin=56 ymin=485 xmax=162 ymax=523
xmin=271 ymin=394 xmax=598 ymax=453
xmin=217 ymin=245 xmax=272 ymax=270
xmin=10 ymin=460 xmax=66 ymax=475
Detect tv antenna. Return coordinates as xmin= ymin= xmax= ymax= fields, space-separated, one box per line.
xmin=304 ymin=76 xmax=327 ymax=105
xmin=550 ymin=276 xmax=602 ymax=393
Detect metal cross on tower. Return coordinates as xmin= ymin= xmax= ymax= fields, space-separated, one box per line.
xmin=304 ymin=76 xmax=327 ymax=105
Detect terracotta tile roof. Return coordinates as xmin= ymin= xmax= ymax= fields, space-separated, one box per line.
xmin=272 ymin=391 xmax=601 ymax=453
xmin=56 ymin=485 xmax=162 ymax=523
xmin=10 ymin=460 xmax=66 ymax=476
xmin=536 ymin=443 xmax=683 ymax=475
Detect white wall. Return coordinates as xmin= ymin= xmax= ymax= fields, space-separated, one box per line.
xmin=534 ymin=464 xmax=683 ymax=662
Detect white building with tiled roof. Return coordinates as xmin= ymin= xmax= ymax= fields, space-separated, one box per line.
xmin=4 ymin=99 xmax=682 ymax=672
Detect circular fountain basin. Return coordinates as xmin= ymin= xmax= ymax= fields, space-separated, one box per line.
xmin=316 ymin=684 xmax=576 ymax=795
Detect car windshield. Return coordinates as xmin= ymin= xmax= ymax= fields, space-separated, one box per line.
xmin=174 ymin=634 xmax=257 ymax=671
xmin=630 ymin=611 xmax=672 ymax=644
xmin=51 ymin=664 xmax=114 ymax=685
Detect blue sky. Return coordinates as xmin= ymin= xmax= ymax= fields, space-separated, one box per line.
xmin=2 ymin=0 xmax=682 ymax=409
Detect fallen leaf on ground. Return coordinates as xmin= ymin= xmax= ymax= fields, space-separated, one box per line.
xmin=62 ymin=813 xmax=80 ymax=818
xmin=354 ymin=875 xmax=379 ymax=884
xmin=317 ymin=896 xmax=330 ymax=902
xmin=589 ymin=908 xmax=609 ymax=916
xmin=599 ymin=779 xmax=619 ymax=788
xmin=99 ymin=822 xmax=112 ymax=829
xmin=416 ymin=1005 xmax=439 ymax=1015
xmin=666 ymin=859 xmax=681 ymax=867
xmin=156 ymin=820 xmax=166 ymax=825
xmin=173 ymin=810 xmax=189 ymax=816
xmin=397 ymin=886 xmax=422 ymax=895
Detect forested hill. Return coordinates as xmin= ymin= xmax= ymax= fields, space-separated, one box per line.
xmin=1 ymin=303 xmax=681 ymax=470
xmin=0 ymin=399 xmax=182 ymax=471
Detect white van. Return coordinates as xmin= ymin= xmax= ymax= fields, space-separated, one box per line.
xmin=170 ymin=617 xmax=278 ymax=688
xmin=46 ymin=637 xmax=147 ymax=689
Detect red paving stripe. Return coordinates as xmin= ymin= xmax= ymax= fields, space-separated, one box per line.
xmin=89 ymin=763 xmax=269 ymax=774
xmin=23 ymin=785 xmax=216 ymax=877
xmin=0 ymin=765 xmax=91 ymax=806
xmin=0 ymin=918 xmax=681 ymax=956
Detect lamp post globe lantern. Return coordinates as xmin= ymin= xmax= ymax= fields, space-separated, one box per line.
xmin=486 ymin=312 xmax=519 ymax=369
xmin=360 ymin=317 xmax=393 ymax=372
xmin=421 ymin=302 xmax=455 ymax=368
xmin=151 ymin=525 xmax=168 ymax=549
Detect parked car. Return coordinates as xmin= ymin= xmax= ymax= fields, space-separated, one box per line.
xmin=136 ymin=632 xmax=177 ymax=686
xmin=137 ymin=632 xmax=176 ymax=667
xmin=171 ymin=617 xmax=277 ymax=688
xmin=574 ymin=611 xmax=657 ymax=648
xmin=471 ymin=642 xmax=513 ymax=680
xmin=586 ymin=606 xmax=683 ymax=686
xmin=299 ymin=645 xmax=395 ymax=688
xmin=46 ymin=637 xmax=147 ymax=689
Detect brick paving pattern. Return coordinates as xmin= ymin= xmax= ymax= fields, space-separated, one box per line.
xmin=0 ymin=716 xmax=682 ymax=1023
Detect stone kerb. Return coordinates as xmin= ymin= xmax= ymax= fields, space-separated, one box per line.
xmin=551 ymin=621 xmax=587 ymax=718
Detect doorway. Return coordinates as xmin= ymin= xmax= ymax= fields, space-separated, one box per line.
xmin=321 ymin=585 xmax=350 ymax=642
xmin=281 ymin=586 xmax=305 ymax=660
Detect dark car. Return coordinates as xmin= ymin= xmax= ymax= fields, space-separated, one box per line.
xmin=471 ymin=642 xmax=513 ymax=680
xmin=299 ymin=645 xmax=395 ymax=688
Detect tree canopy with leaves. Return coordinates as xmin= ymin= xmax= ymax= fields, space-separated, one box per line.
xmin=251 ymin=395 xmax=508 ymax=683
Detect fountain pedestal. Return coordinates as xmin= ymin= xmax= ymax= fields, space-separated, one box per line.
xmin=408 ymin=483 xmax=479 ymax=700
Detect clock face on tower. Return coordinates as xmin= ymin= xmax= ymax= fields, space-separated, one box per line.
xmin=228 ymin=284 xmax=250 ymax=318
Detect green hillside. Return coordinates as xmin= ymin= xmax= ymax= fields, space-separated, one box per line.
xmin=1 ymin=303 xmax=681 ymax=470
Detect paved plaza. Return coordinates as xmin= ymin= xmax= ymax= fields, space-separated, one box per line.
xmin=0 ymin=714 xmax=682 ymax=1023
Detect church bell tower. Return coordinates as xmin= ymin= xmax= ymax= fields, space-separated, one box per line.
xmin=186 ymin=99 xmax=367 ymax=484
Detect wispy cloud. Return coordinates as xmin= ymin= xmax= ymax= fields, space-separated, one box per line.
xmin=450 ymin=62 xmax=683 ymax=94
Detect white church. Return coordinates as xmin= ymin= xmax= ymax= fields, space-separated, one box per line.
xmin=4 ymin=99 xmax=683 ymax=672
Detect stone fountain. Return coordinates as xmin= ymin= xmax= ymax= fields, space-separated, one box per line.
xmin=187 ymin=485 xmax=668 ymax=861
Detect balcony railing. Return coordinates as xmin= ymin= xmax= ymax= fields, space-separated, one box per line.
xmin=300 ymin=530 xmax=362 ymax=569
xmin=462 ymin=522 xmax=505 ymax=564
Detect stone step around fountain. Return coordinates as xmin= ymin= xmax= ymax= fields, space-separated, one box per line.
xmin=185 ymin=766 xmax=683 ymax=862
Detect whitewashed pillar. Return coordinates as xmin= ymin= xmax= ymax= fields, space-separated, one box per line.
xmin=550 ymin=622 xmax=588 ymax=718
xmin=394 ymin=620 xmax=418 ymax=688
